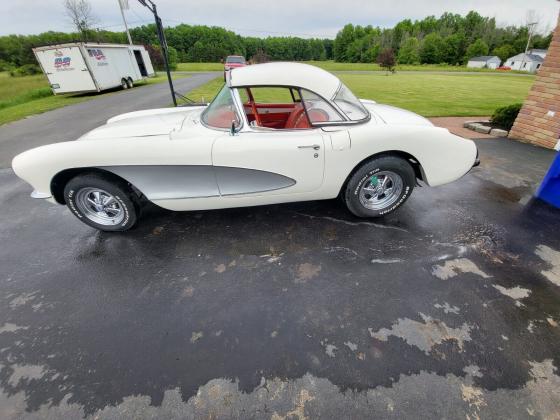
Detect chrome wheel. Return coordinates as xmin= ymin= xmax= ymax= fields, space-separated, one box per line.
xmin=75 ymin=188 xmax=124 ymax=226
xmin=359 ymin=171 xmax=403 ymax=211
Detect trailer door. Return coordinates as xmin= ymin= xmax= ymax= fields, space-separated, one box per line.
xmin=34 ymin=46 xmax=97 ymax=94
xmin=140 ymin=48 xmax=155 ymax=76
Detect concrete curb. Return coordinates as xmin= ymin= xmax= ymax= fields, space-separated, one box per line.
xmin=463 ymin=121 xmax=509 ymax=137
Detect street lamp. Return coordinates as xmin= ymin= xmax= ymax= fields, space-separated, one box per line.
xmin=519 ymin=20 xmax=538 ymax=72
xmin=137 ymin=0 xmax=177 ymax=106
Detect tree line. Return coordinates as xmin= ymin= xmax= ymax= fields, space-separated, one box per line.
xmin=0 ymin=10 xmax=553 ymax=71
xmin=0 ymin=24 xmax=333 ymax=71
xmin=334 ymin=11 xmax=552 ymax=65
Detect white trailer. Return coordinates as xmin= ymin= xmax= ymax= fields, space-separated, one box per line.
xmin=33 ymin=43 xmax=155 ymax=94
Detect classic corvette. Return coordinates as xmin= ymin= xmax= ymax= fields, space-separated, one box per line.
xmin=12 ymin=62 xmax=479 ymax=231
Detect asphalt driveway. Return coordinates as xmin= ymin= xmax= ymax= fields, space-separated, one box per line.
xmin=0 ymin=83 xmax=559 ymax=418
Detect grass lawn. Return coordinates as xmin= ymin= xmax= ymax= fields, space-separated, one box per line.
xmin=176 ymin=62 xmax=224 ymax=71
xmin=177 ymin=60 xmax=529 ymax=74
xmin=185 ymin=72 xmax=533 ymax=117
xmin=0 ymin=72 xmax=189 ymax=126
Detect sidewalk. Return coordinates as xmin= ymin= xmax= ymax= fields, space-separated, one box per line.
xmin=429 ymin=116 xmax=494 ymax=139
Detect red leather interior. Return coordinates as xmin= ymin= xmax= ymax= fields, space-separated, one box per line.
xmin=307 ymin=109 xmax=329 ymax=123
xmin=284 ymin=103 xmax=310 ymax=129
xmin=241 ymin=102 xmax=313 ymax=129
xmin=206 ymin=108 xmax=236 ymax=128
xmin=244 ymin=103 xmax=295 ymax=129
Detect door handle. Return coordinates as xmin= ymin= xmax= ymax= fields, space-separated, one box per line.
xmin=298 ymin=144 xmax=320 ymax=150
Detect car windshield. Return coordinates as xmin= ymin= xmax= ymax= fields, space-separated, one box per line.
xmin=201 ymin=85 xmax=241 ymax=130
xmin=333 ymin=83 xmax=369 ymax=121
xmin=226 ymin=56 xmax=245 ymax=64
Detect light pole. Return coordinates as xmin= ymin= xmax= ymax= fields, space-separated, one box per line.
xmin=137 ymin=0 xmax=177 ymax=106
xmin=519 ymin=21 xmax=538 ymax=71
xmin=118 ymin=0 xmax=133 ymax=45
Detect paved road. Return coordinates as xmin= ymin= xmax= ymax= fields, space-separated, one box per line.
xmin=0 ymin=72 xmax=219 ymax=168
xmin=0 ymin=133 xmax=559 ymax=418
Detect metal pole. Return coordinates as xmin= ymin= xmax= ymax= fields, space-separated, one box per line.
xmin=137 ymin=0 xmax=177 ymax=106
xmin=153 ymin=4 xmax=177 ymax=106
xmin=520 ymin=22 xmax=537 ymax=72
xmin=118 ymin=0 xmax=133 ymax=45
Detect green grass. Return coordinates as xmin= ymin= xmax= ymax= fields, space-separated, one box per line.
xmin=176 ymin=60 xmax=530 ymax=74
xmin=0 ymin=72 xmax=189 ymax=126
xmin=176 ymin=62 xmax=225 ymax=71
xmin=338 ymin=73 xmax=533 ymax=117
xmin=184 ymin=77 xmax=225 ymax=103
xmin=184 ymin=72 xmax=534 ymax=117
xmin=303 ymin=61 xmax=518 ymax=73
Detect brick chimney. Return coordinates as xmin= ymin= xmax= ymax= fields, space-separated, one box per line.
xmin=509 ymin=13 xmax=560 ymax=149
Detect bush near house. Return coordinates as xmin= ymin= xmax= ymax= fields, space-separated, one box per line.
xmin=491 ymin=103 xmax=523 ymax=129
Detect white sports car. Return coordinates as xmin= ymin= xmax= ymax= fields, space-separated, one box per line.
xmin=12 ymin=62 xmax=478 ymax=231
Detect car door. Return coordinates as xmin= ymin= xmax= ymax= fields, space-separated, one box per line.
xmin=212 ymin=129 xmax=326 ymax=196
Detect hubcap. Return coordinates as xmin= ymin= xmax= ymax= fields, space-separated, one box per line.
xmin=75 ymin=188 xmax=124 ymax=226
xmin=359 ymin=171 xmax=403 ymax=211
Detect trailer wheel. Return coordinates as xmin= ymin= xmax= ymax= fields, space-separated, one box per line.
xmin=121 ymin=78 xmax=128 ymax=89
xmin=126 ymin=77 xmax=134 ymax=88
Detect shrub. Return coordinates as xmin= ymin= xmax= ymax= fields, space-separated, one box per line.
xmin=10 ymin=64 xmax=42 ymax=77
xmin=377 ymin=48 xmax=396 ymax=73
xmin=145 ymin=44 xmax=177 ymax=71
xmin=0 ymin=59 xmax=14 ymax=72
xmin=491 ymin=103 xmax=522 ymax=130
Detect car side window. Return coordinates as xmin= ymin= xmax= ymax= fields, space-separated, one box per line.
xmin=300 ymin=89 xmax=344 ymax=124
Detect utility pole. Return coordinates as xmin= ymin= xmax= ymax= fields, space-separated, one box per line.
xmin=118 ymin=0 xmax=133 ymax=45
xmin=137 ymin=0 xmax=177 ymax=106
xmin=519 ymin=20 xmax=538 ymax=71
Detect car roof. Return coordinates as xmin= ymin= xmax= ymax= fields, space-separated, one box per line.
xmin=228 ymin=62 xmax=341 ymax=99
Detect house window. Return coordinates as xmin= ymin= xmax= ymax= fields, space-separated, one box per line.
xmin=511 ymin=61 xmax=514 ymax=65
xmin=523 ymin=63 xmax=527 ymax=68
xmin=537 ymin=64 xmax=541 ymax=69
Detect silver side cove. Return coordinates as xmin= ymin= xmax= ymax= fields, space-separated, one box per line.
xmin=100 ymin=165 xmax=296 ymax=200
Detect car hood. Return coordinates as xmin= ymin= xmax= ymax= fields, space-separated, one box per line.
xmin=79 ymin=107 xmax=204 ymax=141
xmin=363 ymin=102 xmax=433 ymax=127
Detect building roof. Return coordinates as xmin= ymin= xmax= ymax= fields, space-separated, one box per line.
xmin=468 ymin=56 xmax=500 ymax=62
xmin=529 ymin=49 xmax=548 ymax=53
xmin=228 ymin=62 xmax=341 ymax=99
xmin=508 ymin=53 xmax=544 ymax=63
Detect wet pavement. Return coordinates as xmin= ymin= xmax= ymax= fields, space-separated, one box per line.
xmin=0 ymin=137 xmax=559 ymax=419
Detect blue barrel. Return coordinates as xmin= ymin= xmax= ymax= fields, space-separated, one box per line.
xmin=537 ymin=149 xmax=560 ymax=208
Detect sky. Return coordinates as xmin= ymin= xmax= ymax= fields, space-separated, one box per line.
xmin=1 ymin=0 xmax=559 ymax=38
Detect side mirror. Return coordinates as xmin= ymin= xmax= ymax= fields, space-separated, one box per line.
xmin=230 ymin=120 xmax=239 ymax=136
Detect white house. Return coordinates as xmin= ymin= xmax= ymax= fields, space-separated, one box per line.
xmin=466 ymin=56 xmax=502 ymax=69
xmin=505 ymin=53 xmax=544 ymax=73
xmin=528 ymin=49 xmax=548 ymax=59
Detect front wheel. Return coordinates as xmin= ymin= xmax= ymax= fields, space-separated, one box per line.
xmin=344 ymin=156 xmax=415 ymax=218
xmin=64 ymin=174 xmax=138 ymax=231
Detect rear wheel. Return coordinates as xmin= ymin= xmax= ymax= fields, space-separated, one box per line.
xmin=344 ymin=156 xmax=415 ymax=218
xmin=121 ymin=78 xmax=128 ymax=89
xmin=64 ymin=174 xmax=138 ymax=232
xmin=126 ymin=77 xmax=134 ymax=88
